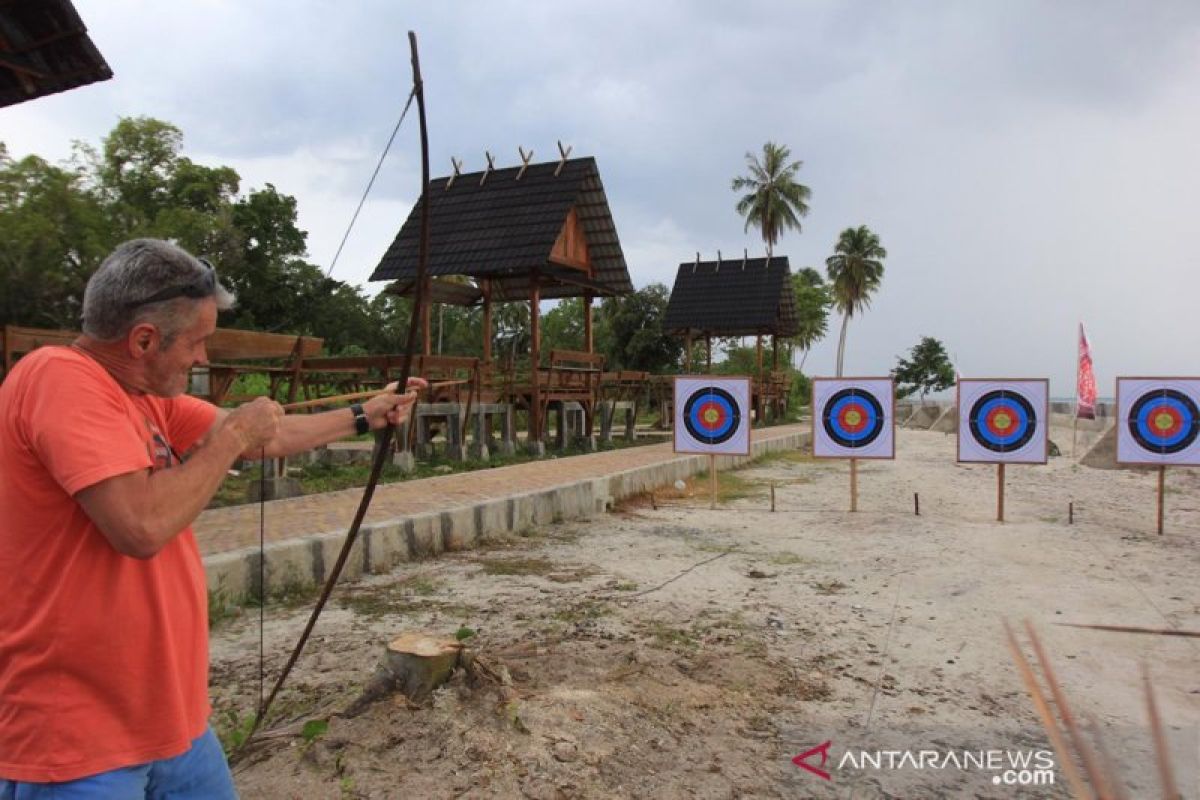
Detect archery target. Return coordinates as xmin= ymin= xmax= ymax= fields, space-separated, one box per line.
xmin=812 ymin=378 xmax=895 ymax=459
xmin=674 ymin=377 xmax=751 ymax=455
xmin=1116 ymin=378 xmax=1200 ymax=465
xmin=957 ymin=379 xmax=1048 ymax=463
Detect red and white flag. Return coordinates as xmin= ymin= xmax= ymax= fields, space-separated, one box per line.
xmin=1076 ymin=323 xmax=1096 ymax=420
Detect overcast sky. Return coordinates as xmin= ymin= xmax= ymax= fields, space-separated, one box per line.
xmin=6 ymin=0 xmax=1199 ymax=396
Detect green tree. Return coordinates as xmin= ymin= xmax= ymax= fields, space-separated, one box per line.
xmin=731 ymin=142 xmax=811 ymax=256
xmin=825 ymin=225 xmax=887 ymax=377
xmin=541 ymin=299 xmax=586 ymax=354
xmin=789 ymin=267 xmax=831 ymax=372
xmin=597 ymin=284 xmax=681 ymax=373
xmin=892 ymin=336 xmax=955 ymax=399
xmin=0 ymin=148 xmax=111 ymax=329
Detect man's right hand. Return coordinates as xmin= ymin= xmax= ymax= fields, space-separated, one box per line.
xmin=224 ymin=396 xmax=284 ymax=450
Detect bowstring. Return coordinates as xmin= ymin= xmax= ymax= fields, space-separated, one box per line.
xmin=325 ymin=86 xmax=418 ymax=278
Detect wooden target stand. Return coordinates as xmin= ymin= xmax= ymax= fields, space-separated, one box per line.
xmin=1116 ymin=377 xmax=1200 ymax=536
xmin=811 ymin=378 xmax=896 ymax=511
xmin=672 ymin=377 xmax=752 ymax=510
xmin=956 ymin=379 xmax=1050 ymax=524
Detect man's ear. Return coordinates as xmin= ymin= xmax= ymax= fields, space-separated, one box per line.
xmin=127 ymin=322 xmax=160 ymax=359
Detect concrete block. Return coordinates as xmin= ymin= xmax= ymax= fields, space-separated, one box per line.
xmin=407 ymin=513 xmax=444 ymax=558
xmin=312 ymin=529 xmax=367 ymax=585
xmin=247 ymin=476 xmax=302 ymax=502
xmin=474 ymin=498 xmax=510 ymax=541
xmin=508 ymin=493 xmax=536 ymax=532
xmin=365 ymin=520 xmax=410 ymax=573
xmin=205 ymin=551 xmax=252 ymax=611
xmin=441 ymin=506 xmax=478 ymax=551
xmin=390 ymin=450 xmax=416 ymax=472
xmin=320 ymin=447 xmax=353 ymax=466
xmin=263 ymin=538 xmax=320 ymax=596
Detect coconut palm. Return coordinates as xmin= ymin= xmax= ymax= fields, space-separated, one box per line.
xmin=825 ymin=225 xmax=887 ymax=376
xmin=731 ymin=142 xmax=811 ymax=256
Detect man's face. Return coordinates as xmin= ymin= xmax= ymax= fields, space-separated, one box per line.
xmin=144 ymin=298 xmax=217 ymax=397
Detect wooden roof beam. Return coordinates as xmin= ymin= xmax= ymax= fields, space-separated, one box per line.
xmin=554 ymin=140 xmax=572 ymax=177
xmin=516 ymin=146 xmax=533 ymax=180
xmin=479 ymin=151 xmax=495 ymax=186
xmin=445 ymin=157 xmax=463 ymax=189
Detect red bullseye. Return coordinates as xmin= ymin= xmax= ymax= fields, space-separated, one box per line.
xmin=1147 ymin=403 xmax=1183 ymax=438
xmin=838 ymin=403 xmax=869 ymax=433
xmin=697 ymin=400 xmax=727 ymax=431
xmin=985 ymin=405 xmax=1018 ymax=437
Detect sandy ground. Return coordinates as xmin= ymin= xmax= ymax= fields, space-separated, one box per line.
xmin=211 ymin=429 xmax=1200 ymax=799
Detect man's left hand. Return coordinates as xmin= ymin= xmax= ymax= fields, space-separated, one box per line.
xmin=364 ymin=377 xmax=428 ymax=429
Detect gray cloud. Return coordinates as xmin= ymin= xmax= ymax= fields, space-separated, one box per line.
xmin=5 ymin=0 xmax=1200 ymax=395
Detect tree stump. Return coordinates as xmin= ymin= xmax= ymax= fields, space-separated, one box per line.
xmin=343 ymin=633 xmax=464 ymax=716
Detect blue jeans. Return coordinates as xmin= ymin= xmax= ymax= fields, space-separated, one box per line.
xmin=0 ymin=727 xmax=236 ymax=799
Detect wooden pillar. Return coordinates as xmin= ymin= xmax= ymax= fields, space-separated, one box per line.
xmin=755 ymin=335 xmax=763 ymax=378
xmin=705 ymin=335 xmax=712 ymax=372
xmin=530 ymin=275 xmax=541 ymax=441
xmin=421 ymin=275 xmax=432 ymax=355
xmin=771 ymin=335 xmax=779 ymax=370
xmin=481 ymin=280 xmax=493 ymax=364
xmin=583 ymin=294 xmax=593 ymax=353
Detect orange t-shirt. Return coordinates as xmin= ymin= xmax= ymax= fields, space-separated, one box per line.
xmin=0 ymin=346 xmax=218 ymax=782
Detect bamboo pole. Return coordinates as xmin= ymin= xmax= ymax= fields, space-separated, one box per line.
xmin=281 ymin=381 xmax=460 ymax=411
xmin=1002 ymin=621 xmax=1091 ymax=800
xmin=850 ymin=457 xmax=858 ymax=512
xmin=1024 ymin=621 xmax=1109 ymax=798
xmin=997 ymin=463 xmax=1006 ymax=522
xmin=709 ymin=454 xmax=717 ymax=510
xmin=1143 ymin=664 xmax=1180 ymax=800
xmin=1156 ymin=465 xmax=1165 ymax=535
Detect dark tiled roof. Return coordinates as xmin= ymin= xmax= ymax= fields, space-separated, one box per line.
xmin=370 ymin=156 xmax=633 ymax=302
xmin=662 ymin=256 xmax=800 ymax=337
xmin=0 ymin=0 xmax=113 ymax=109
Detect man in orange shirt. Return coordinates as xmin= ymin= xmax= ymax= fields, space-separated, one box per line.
xmin=0 ymin=239 xmax=424 ymax=798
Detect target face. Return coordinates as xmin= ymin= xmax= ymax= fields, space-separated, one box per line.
xmin=812 ymin=378 xmax=895 ymax=459
xmin=673 ymin=377 xmax=751 ymax=455
xmin=957 ymin=379 xmax=1048 ymax=463
xmin=1116 ymin=378 xmax=1200 ymax=465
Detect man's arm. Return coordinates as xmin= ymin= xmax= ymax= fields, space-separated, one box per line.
xmin=206 ymin=381 xmax=424 ymax=459
xmin=75 ymin=399 xmax=282 ymax=559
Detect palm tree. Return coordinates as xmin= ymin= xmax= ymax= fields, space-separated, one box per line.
xmin=825 ymin=226 xmax=887 ymax=376
xmin=731 ymin=142 xmax=811 ymax=256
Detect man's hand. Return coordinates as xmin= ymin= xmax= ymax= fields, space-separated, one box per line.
xmin=364 ymin=377 xmax=427 ymax=429
xmin=223 ymin=396 xmax=285 ymax=450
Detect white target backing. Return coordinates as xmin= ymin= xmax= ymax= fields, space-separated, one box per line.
xmin=956 ymin=379 xmax=1048 ymax=464
xmin=1116 ymin=377 xmax=1200 ymax=466
xmin=673 ymin=376 xmax=752 ymax=456
xmin=812 ymin=378 xmax=895 ymax=459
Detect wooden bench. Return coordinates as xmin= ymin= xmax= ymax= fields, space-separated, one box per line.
xmin=2 ymin=325 xmax=77 ymax=380
xmin=535 ymin=350 xmax=605 ymax=445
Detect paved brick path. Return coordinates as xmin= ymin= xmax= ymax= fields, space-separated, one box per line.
xmin=194 ymin=423 xmax=807 ymax=556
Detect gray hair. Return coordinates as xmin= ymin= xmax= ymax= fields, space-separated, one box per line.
xmin=81 ymin=239 xmax=236 ymax=345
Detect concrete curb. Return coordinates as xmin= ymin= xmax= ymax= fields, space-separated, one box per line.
xmin=204 ymin=427 xmax=812 ymax=609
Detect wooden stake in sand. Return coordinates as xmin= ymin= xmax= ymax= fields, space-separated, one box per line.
xmin=709 ymin=454 xmax=717 ymax=510
xmin=849 ymin=457 xmax=858 ymax=512
xmin=1156 ymin=465 xmax=1165 ymax=536
xmin=997 ymin=463 xmax=1006 ymax=522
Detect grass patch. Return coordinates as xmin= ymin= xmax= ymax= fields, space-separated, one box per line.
xmin=752 ymin=448 xmax=816 ymax=467
xmin=811 ymin=579 xmax=847 ymax=595
xmin=478 ymin=557 xmax=559 ymax=576
xmin=693 ymin=469 xmax=767 ymax=503
xmin=647 ymin=621 xmax=701 ymax=650
xmin=766 ymin=552 xmax=810 ymax=566
xmin=553 ymin=599 xmax=611 ymax=623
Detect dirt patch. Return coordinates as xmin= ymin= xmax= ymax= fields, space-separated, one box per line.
xmin=214 ymin=431 xmax=1200 ymax=798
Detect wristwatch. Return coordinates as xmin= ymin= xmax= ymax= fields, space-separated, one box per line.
xmin=350 ymin=402 xmax=370 ymax=435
